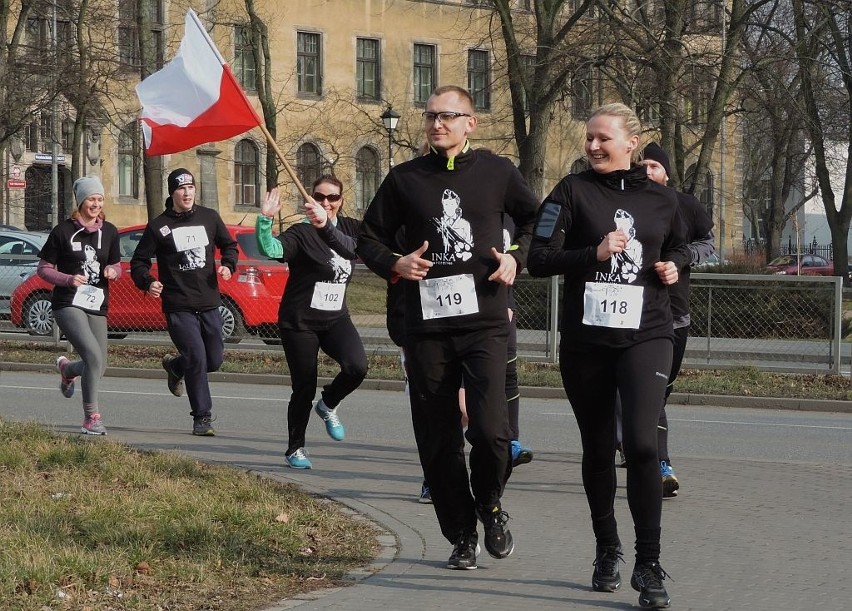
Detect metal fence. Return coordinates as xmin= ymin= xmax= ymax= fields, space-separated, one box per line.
xmin=1 ymin=254 xmax=849 ymax=375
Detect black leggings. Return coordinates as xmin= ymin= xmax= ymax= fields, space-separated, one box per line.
xmin=658 ymin=325 xmax=688 ymax=463
xmin=560 ymin=338 xmax=672 ymax=562
xmin=279 ymin=316 xmax=367 ymax=455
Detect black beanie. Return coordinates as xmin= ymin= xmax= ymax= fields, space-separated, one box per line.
xmin=167 ymin=168 xmax=195 ymax=195
xmin=642 ymin=142 xmax=671 ymax=178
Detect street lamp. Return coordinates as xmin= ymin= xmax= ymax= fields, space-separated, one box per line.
xmin=380 ymin=104 xmax=400 ymax=172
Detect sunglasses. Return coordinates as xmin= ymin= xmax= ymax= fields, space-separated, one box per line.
xmin=312 ymin=192 xmax=342 ymax=203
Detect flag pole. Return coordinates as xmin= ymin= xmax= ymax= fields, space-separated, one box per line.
xmin=187 ymin=9 xmax=311 ymax=203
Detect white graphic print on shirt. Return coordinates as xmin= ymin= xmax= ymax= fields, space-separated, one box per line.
xmin=82 ymin=244 xmax=101 ymax=285
xmin=431 ymin=188 xmax=473 ymax=263
xmin=610 ymin=209 xmax=643 ymax=283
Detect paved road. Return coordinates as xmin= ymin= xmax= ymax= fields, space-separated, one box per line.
xmin=1 ymin=370 xmax=851 ymax=611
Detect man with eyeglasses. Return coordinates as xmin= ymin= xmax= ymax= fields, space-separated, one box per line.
xmin=357 ymin=85 xmax=540 ymax=570
xmin=255 ymin=174 xmax=367 ymax=470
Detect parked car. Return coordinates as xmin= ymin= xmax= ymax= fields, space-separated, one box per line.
xmin=0 ymin=229 xmax=48 ymax=315
xmin=765 ymin=254 xmax=836 ymax=276
xmin=10 ymin=224 xmax=288 ymax=342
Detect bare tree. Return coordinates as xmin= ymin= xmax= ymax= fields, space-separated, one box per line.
xmin=793 ymin=0 xmax=851 ymax=282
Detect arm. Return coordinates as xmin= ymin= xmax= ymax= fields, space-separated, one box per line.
xmin=104 ymin=228 xmax=122 ymax=280
xmin=37 ymin=259 xmax=77 ymax=287
xmin=318 ymin=222 xmax=358 ymax=259
xmin=255 ymin=214 xmax=284 ymax=259
xmin=689 ymin=231 xmax=716 ymax=267
xmin=214 ymin=214 xmax=238 ymax=273
xmin=356 ymin=177 xmax=403 ymax=280
xmin=129 ymin=225 xmax=157 ymax=291
xmin=503 ymin=163 xmax=540 ymax=272
xmin=526 ymin=193 xmax=599 ymax=279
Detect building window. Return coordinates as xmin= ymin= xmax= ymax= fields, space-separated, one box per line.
xmin=25 ymin=121 xmax=39 ymax=152
xmin=235 ymin=139 xmax=260 ymax=206
xmin=687 ymin=164 xmax=715 ymax=220
xmin=117 ymin=123 xmax=139 ymax=198
xmin=61 ymin=118 xmax=75 ymax=154
xmin=467 ymin=49 xmax=491 ymax=110
xmin=39 ymin=114 xmax=54 ymax=151
xmin=355 ymin=147 xmax=380 ymax=211
xmin=297 ymin=32 xmax=321 ymax=95
xmin=572 ymin=64 xmax=594 ymax=119
xmin=413 ymin=44 xmax=436 ymax=104
xmin=234 ymin=25 xmax=256 ymax=92
xmin=296 ymin=143 xmax=323 ymax=188
xmin=118 ymin=0 xmax=164 ymax=70
xmin=356 ymin=38 xmax=381 ymax=101
xmin=520 ymin=54 xmax=536 ymax=114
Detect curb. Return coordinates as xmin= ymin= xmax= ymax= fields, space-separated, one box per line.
xmin=2 ymin=361 xmax=849 ymax=414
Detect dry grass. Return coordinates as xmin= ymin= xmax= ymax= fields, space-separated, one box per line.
xmin=0 ymin=419 xmax=379 ymax=610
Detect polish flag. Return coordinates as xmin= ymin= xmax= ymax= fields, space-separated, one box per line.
xmin=136 ymin=10 xmax=261 ymax=156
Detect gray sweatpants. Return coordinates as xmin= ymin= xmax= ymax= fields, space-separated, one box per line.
xmin=54 ymin=306 xmax=108 ymax=416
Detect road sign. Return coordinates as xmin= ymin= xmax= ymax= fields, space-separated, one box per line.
xmin=6 ymin=179 xmax=26 ymax=189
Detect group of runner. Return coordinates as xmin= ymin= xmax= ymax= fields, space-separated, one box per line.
xmin=37 ymin=85 xmax=714 ymax=610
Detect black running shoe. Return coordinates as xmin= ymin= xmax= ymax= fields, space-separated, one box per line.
xmin=631 ymin=561 xmax=671 ymax=609
xmin=447 ymin=532 xmax=479 ymax=570
xmin=162 ymin=355 xmax=184 ymax=397
xmin=477 ymin=505 xmax=514 ymax=559
xmin=192 ymin=416 xmax=216 ymax=436
xmin=592 ymin=544 xmax=623 ymax=592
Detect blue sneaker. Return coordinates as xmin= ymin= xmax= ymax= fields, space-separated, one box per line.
xmin=419 ymin=482 xmax=432 ymax=504
xmin=510 ymin=440 xmax=533 ymax=467
xmin=660 ymin=461 xmax=679 ymax=498
xmin=314 ymin=401 xmax=345 ymax=441
xmin=286 ymin=448 xmax=312 ymax=469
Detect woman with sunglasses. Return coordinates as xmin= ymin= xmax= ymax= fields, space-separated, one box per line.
xmin=256 ymin=175 xmax=367 ymax=469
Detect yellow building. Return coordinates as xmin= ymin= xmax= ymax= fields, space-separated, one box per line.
xmin=2 ymin=0 xmax=740 ymax=253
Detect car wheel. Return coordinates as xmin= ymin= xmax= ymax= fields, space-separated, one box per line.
xmin=219 ymin=299 xmax=245 ymax=343
xmin=22 ymin=292 xmax=54 ymax=336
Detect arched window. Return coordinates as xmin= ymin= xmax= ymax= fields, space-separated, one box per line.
xmin=296 ymin=142 xmax=322 ymax=189
xmin=686 ymin=164 xmax=715 ymax=220
xmin=117 ymin=123 xmax=140 ymax=198
xmin=234 ymin=139 xmax=260 ymax=206
xmin=570 ymin=158 xmax=589 ymax=174
xmin=354 ymin=147 xmax=380 ymax=211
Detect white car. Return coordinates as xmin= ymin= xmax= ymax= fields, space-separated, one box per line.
xmin=0 ymin=229 xmax=47 ymax=315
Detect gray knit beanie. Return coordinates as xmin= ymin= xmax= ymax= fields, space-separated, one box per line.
xmin=73 ymin=176 xmax=105 ymax=207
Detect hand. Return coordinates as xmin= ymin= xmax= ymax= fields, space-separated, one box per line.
xmin=217 ymin=266 xmax=232 ymax=281
xmin=488 ymin=248 xmax=517 ymax=285
xmin=305 ymin=198 xmax=328 ymax=228
xmin=655 ymin=261 xmax=679 ymax=285
xmin=104 ymin=267 xmax=117 ymax=281
xmin=596 ymin=229 xmax=628 ymax=262
xmin=70 ymin=274 xmax=86 ymax=287
xmin=392 ymin=241 xmax=433 ymax=281
xmin=148 ymin=280 xmax=163 ymax=298
xmin=259 ymin=187 xmax=281 ymax=218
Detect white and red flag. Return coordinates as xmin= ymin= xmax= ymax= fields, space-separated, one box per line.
xmin=136 ymin=9 xmax=261 ymax=156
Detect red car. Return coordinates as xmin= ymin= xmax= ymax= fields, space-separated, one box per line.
xmin=10 ymin=224 xmax=288 ymax=342
xmin=765 ymin=254 xmax=836 ymax=276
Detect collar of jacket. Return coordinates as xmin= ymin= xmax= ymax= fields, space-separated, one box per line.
xmin=165 ymin=204 xmax=197 ymax=220
xmin=592 ymin=164 xmax=648 ymax=191
xmin=429 ymin=140 xmax=472 ymax=170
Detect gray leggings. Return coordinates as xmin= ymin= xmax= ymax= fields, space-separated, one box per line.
xmin=54 ymin=306 xmax=108 ymax=411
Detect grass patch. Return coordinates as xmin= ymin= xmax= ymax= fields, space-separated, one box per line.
xmin=0 ymin=419 xmax=379 ymax=610
xmin=2 ymin=341 xmax=850 ymax=401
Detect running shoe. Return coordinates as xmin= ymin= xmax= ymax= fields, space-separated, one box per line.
xmin=660 ymin=461 xmax=680 ymax=498
xmin=418 ymin=481 xmax=432 ymax=504
xmin=161 ymin=355 xmax=184 ymax=397
xmin=592 ymin=543 xmax=623 ymax=592
xmin=56 ymin=356 xmax=76 ymax=398
xmin=510 ymin=439 xmax=534 ymax=467
xmin=631 ymin=561 xmax=671 ymax=609
xmin=192 ymin=416 xmax=216 ymax=436
xmin=286 ymin=448 xmax=313 ymax=469
xmin=314 ymin=401 xmax=345 ymax=441
xmin=447 ymin=532 xmax=480 ymax=570
xmin=477 ymin=504 xmax=514 ymax=559
xmin=81 ymin=414 xmax=107 ymax=435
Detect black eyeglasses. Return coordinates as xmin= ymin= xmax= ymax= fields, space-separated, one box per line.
xmin=421 ymin=111 xmax=472 ymax=123
xmin=312 ymin=192 xmax=342 ymax=202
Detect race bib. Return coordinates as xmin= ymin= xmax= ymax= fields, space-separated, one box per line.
xmin=582 ymin=282 xmax=644 ymax=329
xmin=171 ymin=226 xmax=209 ymax=252
xmin=72 ymin=285 xmax=105 ymax=311
xmin=310 ymin=282 xmax=345 ymax=311
xmin=419 ymin=274 xmax=479 ymax=320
